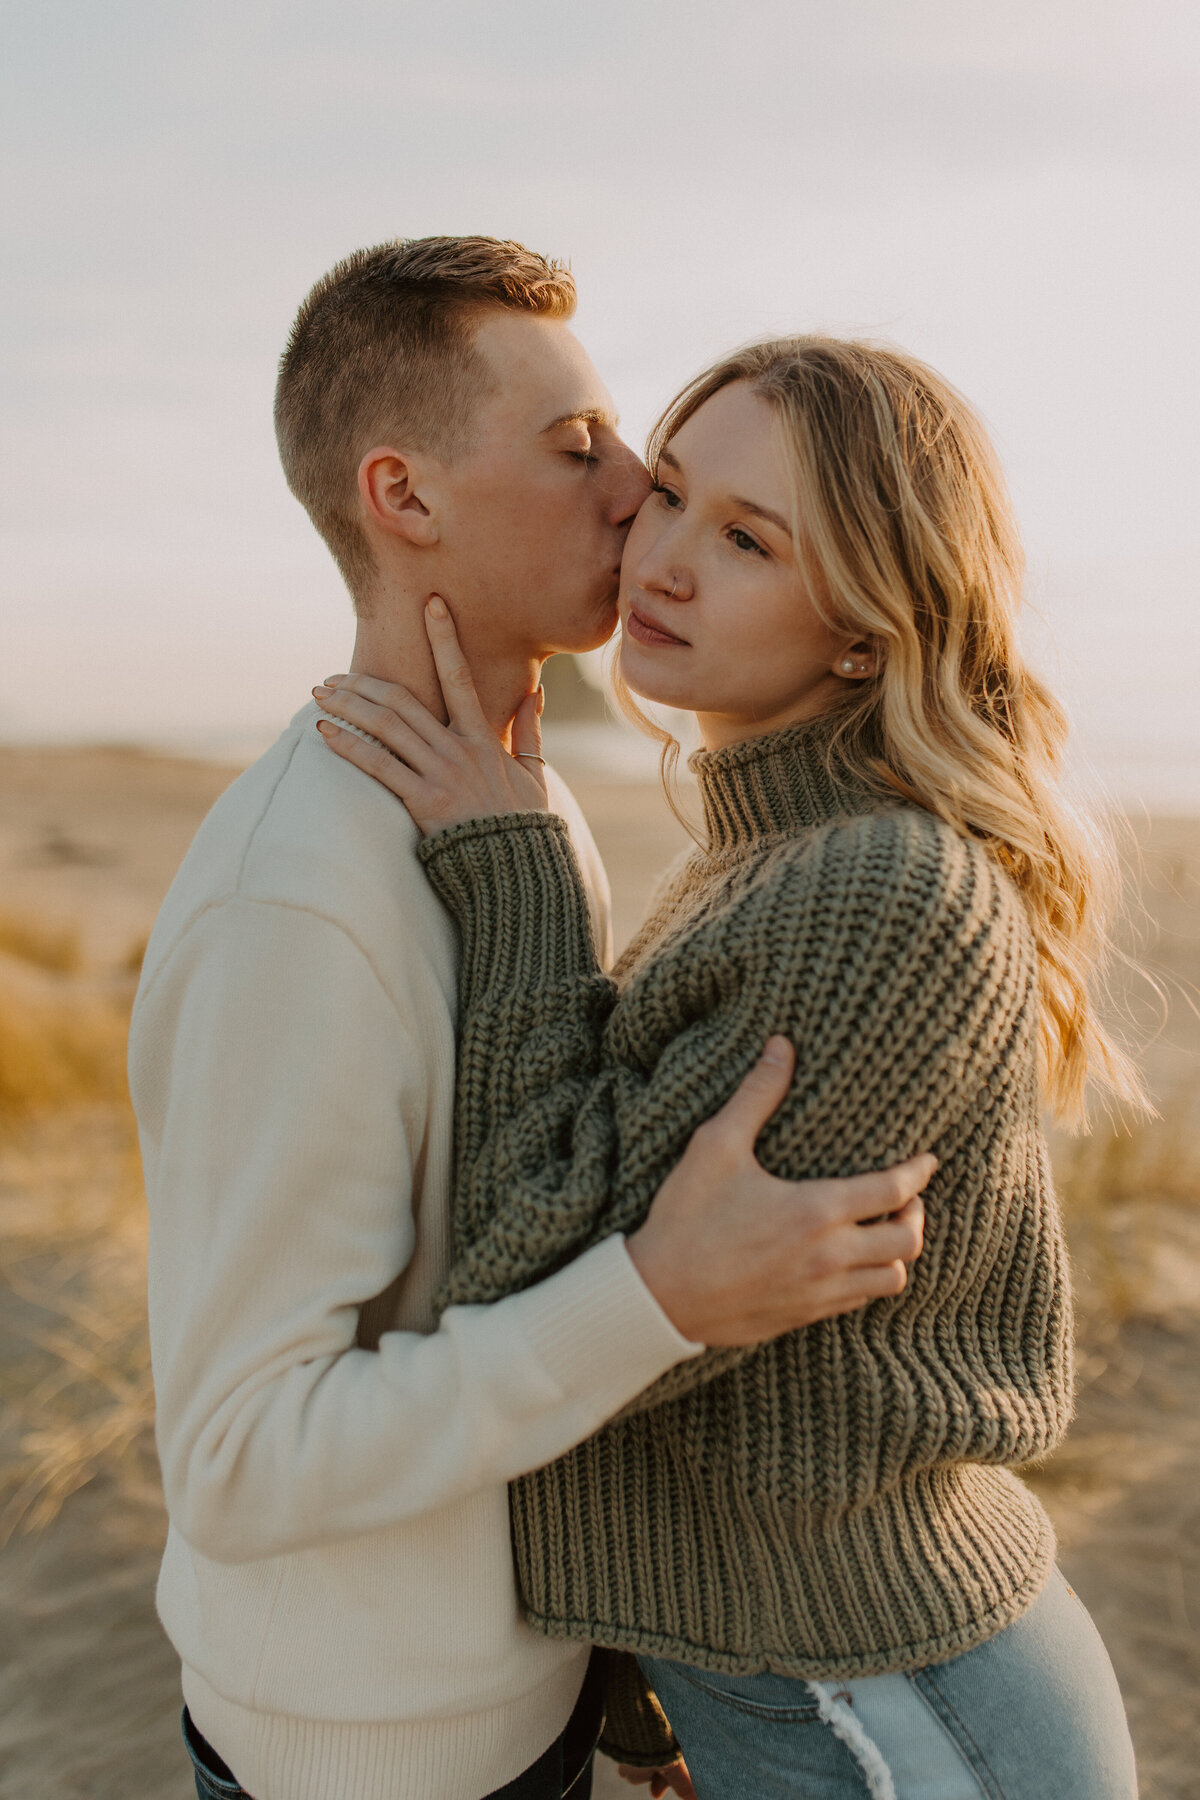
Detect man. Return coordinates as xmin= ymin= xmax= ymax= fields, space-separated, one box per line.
xmin=130 ymin=237 xmax=930 ymax=1800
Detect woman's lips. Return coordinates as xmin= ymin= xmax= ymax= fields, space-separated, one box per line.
xmin=626 ymin=605 xmax=690 ymax=648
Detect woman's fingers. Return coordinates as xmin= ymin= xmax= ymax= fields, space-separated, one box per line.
xmin=510 ymin=683 xmax=544 ymax=762
xmin=509 ymin=683 xmax=548 ymax=798
xmin=313 ymin=684 xmax=440 ymax=773
xmin=315 ymin=719 xmax=421 ymax=804
xmin=316 ymin=670 xmax=448 ymax=746
xmin=425 ymin=597 xmax=490 ymax=734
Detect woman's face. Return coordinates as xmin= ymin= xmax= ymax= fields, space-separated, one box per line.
xmin=617 ymin=381 xmax=854 ymax=750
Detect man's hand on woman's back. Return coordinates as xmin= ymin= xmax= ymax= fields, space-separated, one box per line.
xmin=616 ymin=1758 xmax=698 ymax=1797
xmin=625 ymin=1038 xmax=932 ymax=1348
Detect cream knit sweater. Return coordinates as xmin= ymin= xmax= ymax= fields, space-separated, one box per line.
xmin=130 ymin=702 xmax=700 ymax=1800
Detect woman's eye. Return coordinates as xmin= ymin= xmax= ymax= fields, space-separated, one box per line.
xmin=651 ymin=483 xmax=683 ymax=509
xmin=731 ymin=527 xmax=766 ymax=556
xmin=570 ymin=451 xmax=600 ymax=468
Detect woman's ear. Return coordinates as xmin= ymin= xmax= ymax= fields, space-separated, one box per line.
xmin=834 ymin=637 xmax=881 ymax=682
xmin=358 ymin=446 xmax=440 ymax=548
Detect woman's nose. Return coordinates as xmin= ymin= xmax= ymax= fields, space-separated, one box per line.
xmin=642 ymin=564 xmax=692 ymax=602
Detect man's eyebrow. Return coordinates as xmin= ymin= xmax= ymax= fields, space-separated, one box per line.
xmin=541 ymin=407 xmax=618 ymax=434
xmin=657 ymin=449 xmax=793 ymax=537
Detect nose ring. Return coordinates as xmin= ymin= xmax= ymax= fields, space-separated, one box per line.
xmin=670 ymin=577 xmax=678 ymax=597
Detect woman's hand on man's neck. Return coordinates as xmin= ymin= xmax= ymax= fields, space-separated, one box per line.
xmin=350 ymin=595 xmax=541 ymax=754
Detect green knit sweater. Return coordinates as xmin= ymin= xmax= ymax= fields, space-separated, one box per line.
xmin=418 ymin=717 xmax=1073 ymax=1754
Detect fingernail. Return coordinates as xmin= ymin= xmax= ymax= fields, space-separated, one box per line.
xmin=427 ymin=596 xmax=447 ymax=619
xmin=315 ymin=720 xmax=337 ymax=737
xmin=323 ymin=675 xmax=345 ymax=686
xmin=313 ymin=684 xmax=331 ymax=698
xmin=762 ymin=1035 xmax=790 ymax=1064
xmin=536 ymin=684 xmax=545 ymax=716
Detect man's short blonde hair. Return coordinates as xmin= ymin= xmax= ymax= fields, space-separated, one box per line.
xmin=275 ymin=236 xmax=577 ymax=607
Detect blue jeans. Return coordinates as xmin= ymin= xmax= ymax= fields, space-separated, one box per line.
xmin=638 ymin=1569 xmax=1138 ymax=1799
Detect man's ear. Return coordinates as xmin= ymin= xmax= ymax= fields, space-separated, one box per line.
xmin=357 ymin=446 xmax=440 ymax=548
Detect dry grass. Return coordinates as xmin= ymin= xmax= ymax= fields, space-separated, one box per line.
xmin=0 ymin=900 xmax=136 ymax=1133
xmin=0 ymin=920 xmax=151 ymax=1547
xmin=0 ymin=980 xmax=131 ymax=1130
xmin=1053 ymin=1092 xmax=1200 ymax=1328
xmin=0 ymin=909 xmax=82 ymax=975
xmin=0 ymin=1125 xmax=143 ymax=1565
xmin=0 ymin=1113 xmax=154 ymax=1546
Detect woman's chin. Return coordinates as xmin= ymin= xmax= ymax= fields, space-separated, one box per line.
xmin=617 ymin=639 xmax=695 ymax=711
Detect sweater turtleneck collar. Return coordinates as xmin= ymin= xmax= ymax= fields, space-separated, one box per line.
xmin=690 ymin=714 xmax=887 ymax=853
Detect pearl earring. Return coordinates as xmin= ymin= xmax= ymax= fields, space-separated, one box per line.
xmin=841 ymin=658 xmax=858 ymax=673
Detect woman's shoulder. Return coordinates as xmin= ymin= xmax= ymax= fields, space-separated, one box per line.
xmin=762 ymin=804 xmax=1030 ymax=953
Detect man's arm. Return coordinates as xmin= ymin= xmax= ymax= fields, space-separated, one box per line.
xmin=133 ymin=896 xmax=700 ymax=1564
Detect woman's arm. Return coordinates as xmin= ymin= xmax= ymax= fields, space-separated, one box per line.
xmin=416 ymin=799 xmax=1035 ymax=1422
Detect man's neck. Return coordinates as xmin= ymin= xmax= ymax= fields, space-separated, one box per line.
xmin=350 ymin=599 xmax=539 ymax=753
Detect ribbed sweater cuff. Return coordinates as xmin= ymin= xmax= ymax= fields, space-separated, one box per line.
xmin=517 ymin=1234 xmax=703 ymax=1396
xmin=418 ymin=813 xmax=598 ymax=996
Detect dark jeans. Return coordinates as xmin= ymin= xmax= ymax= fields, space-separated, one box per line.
xmin=181 ymin=1707 xmax=247 ymax=1800
xmin=181 ymin=1651 xmax=604 ymax=1800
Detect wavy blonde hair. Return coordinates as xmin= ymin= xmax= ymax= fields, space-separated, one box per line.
xmin=613 ymin=336 xmax=1143 ymax=1127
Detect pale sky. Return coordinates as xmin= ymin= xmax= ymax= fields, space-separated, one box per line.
xmin=3 ymin=0 xmax=1198 ymax=803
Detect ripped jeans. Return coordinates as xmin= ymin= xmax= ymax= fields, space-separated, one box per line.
xmin=637 ymin=1569 xmax=1137 ymax=1799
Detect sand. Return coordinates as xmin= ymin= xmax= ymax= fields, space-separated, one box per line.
xmin=1 ymin=742 xmax=1198 ymax=1799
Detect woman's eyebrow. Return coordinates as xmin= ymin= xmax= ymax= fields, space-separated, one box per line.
xmin=659 ymin=448 xmax=792 ymax=537
xmin=731 ymin=496 xmax=792 ymax=537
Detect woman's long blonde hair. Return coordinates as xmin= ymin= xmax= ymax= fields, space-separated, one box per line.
xmin=614 ymin=336 xmax=1142 ymax=1127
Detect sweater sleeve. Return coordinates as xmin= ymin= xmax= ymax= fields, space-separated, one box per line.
xmin=420 ymin=805 xmax=1038 ymax=1406
xmin=131 ymin=894 xmax=697 ymax=1564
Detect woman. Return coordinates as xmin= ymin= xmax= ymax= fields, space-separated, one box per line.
xmin=312 ymin=338 xmax=1140 ymax=1798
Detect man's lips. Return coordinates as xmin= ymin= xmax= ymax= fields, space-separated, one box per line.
xmin=625 ymin=604 xmax=690 ymax=648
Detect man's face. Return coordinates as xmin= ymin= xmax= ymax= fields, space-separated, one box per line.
xmin=432 ymin=312 xmax=651 ymax=659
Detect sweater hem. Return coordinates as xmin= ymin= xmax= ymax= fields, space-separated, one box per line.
xmin=519 ymin=1513 xmax=1057 ymax=1683
xmin=182 ymin=1653 xmax=588 ymax=1800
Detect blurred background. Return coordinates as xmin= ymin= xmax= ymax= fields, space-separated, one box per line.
xmin=2 ymin=2 xmax=1198 ymax=1795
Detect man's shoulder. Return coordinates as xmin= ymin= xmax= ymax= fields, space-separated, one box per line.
xmin=142 ymin=704 xmax=453 ymax=986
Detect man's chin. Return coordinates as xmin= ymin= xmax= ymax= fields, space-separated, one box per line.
xmin=542 ymin=601 xmax=619 ymax=657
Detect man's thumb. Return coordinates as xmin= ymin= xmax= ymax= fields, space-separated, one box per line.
xmin=715 ymin=1037 xmax=796 ymax=1144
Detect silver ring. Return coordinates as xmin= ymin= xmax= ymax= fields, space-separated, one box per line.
xmin=515 ymin=752 xmax=546 ymax=765
xmin=670 ymin=577 xmax=678 ymax=597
